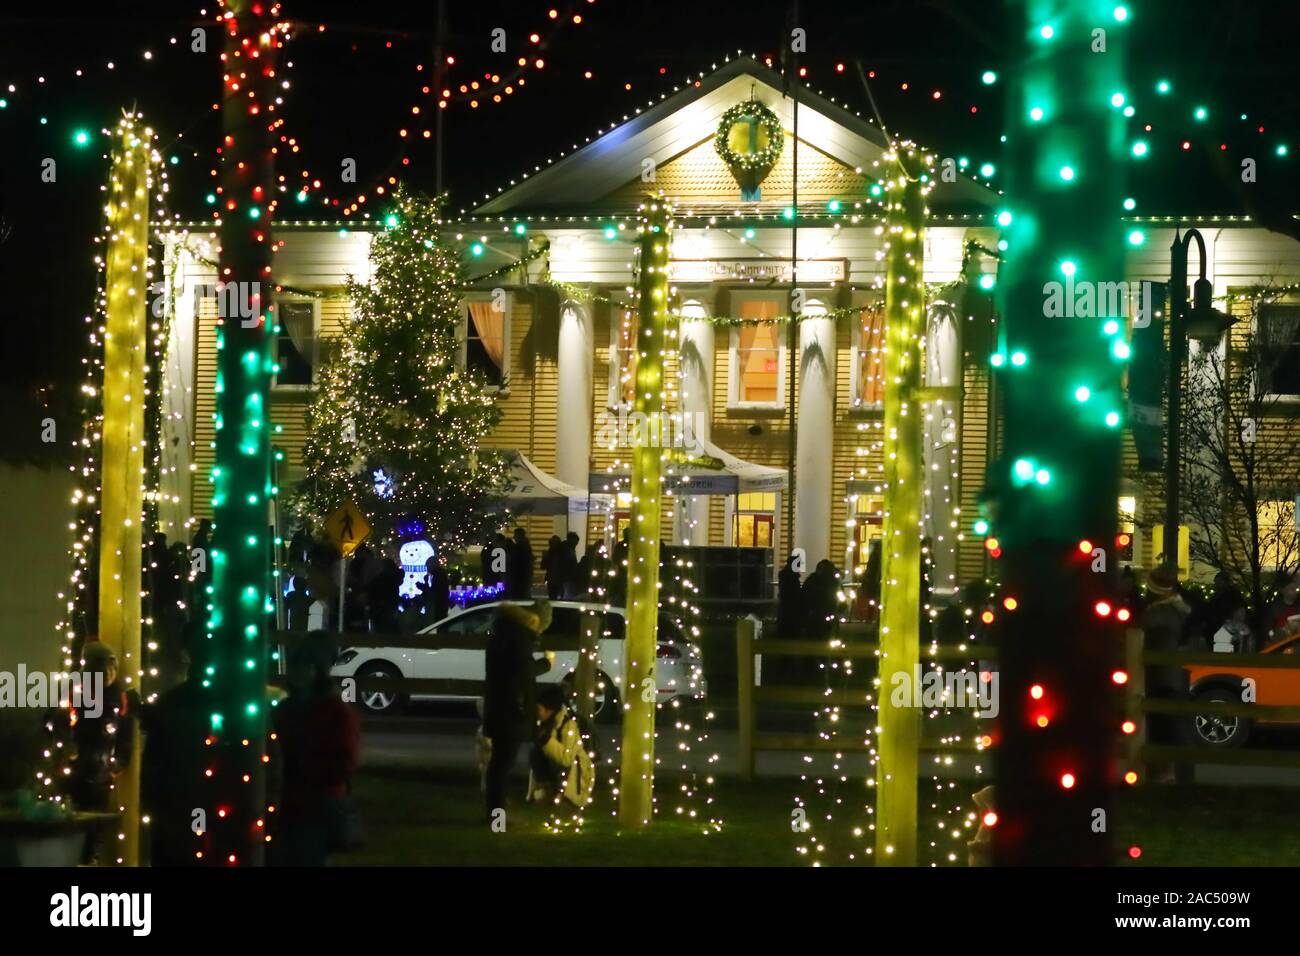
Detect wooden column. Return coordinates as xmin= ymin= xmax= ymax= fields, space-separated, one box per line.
xmin=97 ymin=113 xmax=155 ymax=866
xmin=617 ymin=197 xmax=672 ymax=827
xmin=873 ymin=147 xmax=930 ymax=866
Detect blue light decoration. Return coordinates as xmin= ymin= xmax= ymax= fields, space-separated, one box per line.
xmin=372 ymin=467 xmax=396 ymax=500
xmin=395 ymin=513 xmax=427 ymax=540
xmin=450 ymin=581 xmax=507 ymax=608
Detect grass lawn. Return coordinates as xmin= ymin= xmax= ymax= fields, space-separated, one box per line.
xmin=1114 ymin=784 xmax=1300 ymax=866
xmin=338 ymin=762 xmax=1300 ymax=866
xmin=340 ymin=765 xmax=801 ymax=866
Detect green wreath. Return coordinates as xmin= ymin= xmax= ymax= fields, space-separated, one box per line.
xmin=714 ymin=99 xmax=784 ymax=173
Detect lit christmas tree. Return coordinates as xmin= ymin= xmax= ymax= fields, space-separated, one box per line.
xmin=295 ymin=187 xmax=510 ymax=548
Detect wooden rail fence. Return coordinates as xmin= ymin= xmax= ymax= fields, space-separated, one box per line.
xmin=736 ymin=619 xmax=1300 ymax=781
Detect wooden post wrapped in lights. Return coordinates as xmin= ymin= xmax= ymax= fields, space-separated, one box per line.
xmin=97 ymin=113 xmax=158 ymax=866
xmin=201 ymin=0 xmax=282 ymax=866
xmin=617 ymin=196 xmax=672 ymax=828
xmin=990 ymin=0 xmax=1127 ymax=865
xmin=873 ymin=146 xmax=932 ymax=867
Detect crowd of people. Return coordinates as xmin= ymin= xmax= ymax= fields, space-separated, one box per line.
xmin=65 ymin=597 xmax=593 ymax=864
xmin=77 ymin=510 xmax=1300 ymax=860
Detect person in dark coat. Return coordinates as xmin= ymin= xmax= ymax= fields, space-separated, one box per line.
xmin=1186 ymin=570 xmax=1244 ymax=648
xmin=804 ymin=560 xmax=841 ymax=639
xmin=506 ymin=528 xmax=535 ymax=600
xmin=561 ymin=532 xmax=581 ymax=599
xmin=365 ymin=552 xmax=403 ymax=633
xmin=189 ymin=519 xmax=214 ymax=616
xmin=1117 ymin=565 xmax=1147 ymax=616
xmin=482 ymin=532 xmax=509 ymax=589
xmin=576 ymin=545 xmax=596 ymax=600
xmin=68 ymin=641 xmax=137 ymax=862
xmin=482 ymin=601 xmax=553 ymax=822
xmin=777 ymin=555 xmax=803 ymax=637
xmin=420 ymin=554 xmax=451 ymax=623
xmin=542 ymin=535 xmax=564 ymax=600
xmin=141 ymin=639 xmax=208 ymax=867
xmin=284 ymin=569 xmax=314 ymax=632
xmin=858 ymin=538 xmax=882 ymax=622
xmin=272 ymin=632 xmax=361 ymax=866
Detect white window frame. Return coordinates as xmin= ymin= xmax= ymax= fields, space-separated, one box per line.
xmin=727 ymin=291 xmax=788 ymax=410
xmin=271 ymin=294 xmax=320 ymax=391
xmin=459 ymin=291 xmax=511 ymax=392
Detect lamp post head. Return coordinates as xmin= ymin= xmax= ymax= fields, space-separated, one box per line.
xmin=1185 ymin=277 xmax=1237 ymax=346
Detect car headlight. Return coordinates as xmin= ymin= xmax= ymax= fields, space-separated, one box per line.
xmin=336 ymin=649 xmax=359 ymax=667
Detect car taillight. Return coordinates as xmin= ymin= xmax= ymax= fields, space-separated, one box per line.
xmin=657 ymin=644 xmax=682 ymax=659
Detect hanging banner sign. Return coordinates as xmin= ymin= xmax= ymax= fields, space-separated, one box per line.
xmin=668 ymin=258 xmax=848 ymax=284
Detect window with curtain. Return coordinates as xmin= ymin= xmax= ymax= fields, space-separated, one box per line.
xmin=733 ymin=299 xmax=782 ymax=405
xmin=466 ymin=300 xmax=507 ymax=386
xmin=855 ymin=305 xmax=886 ymax=407
xmin=274 ymin=299 xmax=317 ymax=387
xmin=611 ymin=308 xmax=639 ymax=406
xmin=1259 ymin=304 xmax=1300 ymax=397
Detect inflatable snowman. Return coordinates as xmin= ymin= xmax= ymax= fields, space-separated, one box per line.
xmin=398 ymin=539 xmax=436 ymax=599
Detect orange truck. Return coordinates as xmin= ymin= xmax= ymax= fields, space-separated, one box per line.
xmin=1184 ymin=632 xmax=1300 ymax=747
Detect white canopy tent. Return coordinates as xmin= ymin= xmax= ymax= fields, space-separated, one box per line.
xmin=503 ymin=451 xmax=613 ymax=516
xmin=587 ymin=435 xmax=787 ymax=495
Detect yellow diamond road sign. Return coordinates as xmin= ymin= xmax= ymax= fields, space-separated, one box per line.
xmin=324 ymin=500 xmax=371 ymax=557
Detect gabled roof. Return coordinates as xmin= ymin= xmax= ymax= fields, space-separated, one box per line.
xmin=470 ymin=55 xmax=996 ymax=218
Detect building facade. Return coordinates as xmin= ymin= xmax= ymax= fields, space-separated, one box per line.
xmin=156 ymin=57 xmax=1300 ymax=595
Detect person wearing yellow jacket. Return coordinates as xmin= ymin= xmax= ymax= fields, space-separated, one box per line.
xmin=528 ymin=684 xmax=594 ymax=810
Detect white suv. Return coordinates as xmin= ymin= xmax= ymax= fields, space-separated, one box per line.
xmin=331 ymin=600 xmax=706 ymax=720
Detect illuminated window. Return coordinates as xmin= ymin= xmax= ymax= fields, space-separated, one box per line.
xmin=1258 ymin=499 xmax=1299 ymax=569
xmin=1258 ymin=304 xmax=1300 ymax=397
xmin=729 ymin=298 xmax=784 ymax=407
xmin=848 ymin=495 xmax=884 ymax=566
xmin=1151 ymin=523 xmax=1190 ymax=578
xmin=273 ymin=298 xmax=318 ymax=388
xmin=461 ymin=295 xmax=509 ymax=388
xmin=733 ymin=491 xmax=776 ymax=548
xmin=610 ymin=308 xmax=638 ymax=407
xmin=1117 ymin=495 xmax=1137 ymax=562
xmin=852 ymin=306 xmax=887 ymax=407
xmin=612 ymin=491 xmax=633 ymax=545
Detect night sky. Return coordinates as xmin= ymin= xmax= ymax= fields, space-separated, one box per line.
xmin=1 ymin=0 xmax=1297 ymax=396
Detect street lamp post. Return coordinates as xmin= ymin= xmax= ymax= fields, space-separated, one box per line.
xmin=1163 ymin=228 xmax=1236 ymax=572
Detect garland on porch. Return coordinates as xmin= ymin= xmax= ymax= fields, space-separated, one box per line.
xmin=463 ymin=239 xmax=550 ymax=285
xmin=547 ymin=278 xmax=885 ymax=326
xmin=1219 ymin=283 xmax=1300 ymax=305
